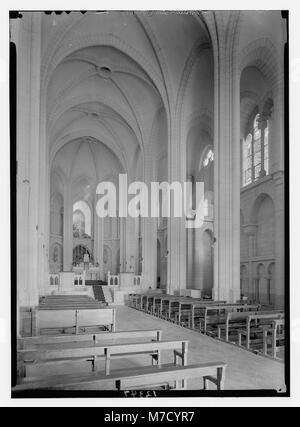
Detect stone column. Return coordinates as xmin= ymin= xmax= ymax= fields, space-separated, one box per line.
xmin=119 ymin=217 xmax=126 ymax=273
xmin=141 ymin=149 xmax=158 ymax=289
xmin=125 ymin=215 xmax=136 ymax=273
xmin=271 ymin=88 xmax=284 ymax=174
xmin=243 ymin=224 xmax=258 ymax=301
xmin=273 ymin=171 xmax=285 ymax=308
xmin=15 ymin=13 xmax=42 ymax=310
xmin=166 ymin=118 xmax=187 ymax=295
xmin=142 ymin=216 xmax=157 ymax=289
xmin=63 ymin=185 xmax=73 ymax=271
xmin=259 ymin=118 xmax=267 ymax=178
xmin=93 ymin=197 xmax=104 ymax=279
xmin=205 ymin=11 xmax=241 ymax=303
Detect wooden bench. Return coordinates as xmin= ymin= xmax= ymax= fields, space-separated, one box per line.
xmin=200 ymin=304 xmax=261 ymax=334
xmin=152 ymin=297 xmax=227 ymax=321
xmin=217 ymin=310 xmax=283 ymax=345
xmin=35 ymin=307 xmax=116 ymax=335
xmin=116 ymin=361 xmax=227 ymax=390
xmin=262 ymin=318 xmax=285 ymax=358
xmin=18 ymin=329 xmax=163 ymax=349
xmin=237 ymin=312 xmax=284 ymax=351
xmin=13 ymin=361 xmax=226 ymax=391
xmin=17 ymin=339 xmax=188 ymax=379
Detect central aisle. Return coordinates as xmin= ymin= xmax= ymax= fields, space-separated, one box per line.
xmin=114 ymin=306 xmax=285 ymax=391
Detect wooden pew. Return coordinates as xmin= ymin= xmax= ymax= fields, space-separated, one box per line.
xmin=152 ymin=296 xmax=227 ymax=321
xmin=174 ymin=301 xmax=234 ymax=329
xmin=35 ymin=307 xmax=116 ymax=336
xmin=199 ymin=304 xmax=261 ymax=334
xmin=116 ymin=362 xmax=227 ymax=390
xmin=18 ymin=329 xmax=163 ymax=349
xmin=262 ymin=318 xmax=285 ymax=359
xmin=13 ymin=361 xmax=227 ymax=391
xmin=17 ymin=339 xmax=188 ymax=379
xmin=237 ymin=312 xmax=284 ymax=351
xmin=217 ymin=310 xmax=283 ymax=345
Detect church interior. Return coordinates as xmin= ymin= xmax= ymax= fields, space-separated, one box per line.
xmin=12 ymin=10 xmax=287 ymax=393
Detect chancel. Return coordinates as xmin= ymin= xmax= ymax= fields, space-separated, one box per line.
xmin=12 ymin=10 xmax=287 ymax=393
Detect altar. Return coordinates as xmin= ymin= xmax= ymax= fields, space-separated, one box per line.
xmin=73 ymin=263 xmax=101 ymax=281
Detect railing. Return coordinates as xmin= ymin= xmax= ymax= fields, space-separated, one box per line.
xmin=74 ymin=273 xmax=86 ymax=287
xmin=107 ymin=272 xmax=120 ymax=287
xmin=49 ymin=274 xmax=59 ymax=287
xmin=107 ymin=273 xmax=143 ymax=290
xmin=73 ymin=266 xmax=100 ymax=281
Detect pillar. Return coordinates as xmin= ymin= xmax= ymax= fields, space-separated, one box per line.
xmin=204 ymin=11 xmax=241 ymax=303
xmin=243 ymin=224 xmax=258 ymax=301
xmin=63 ymin=185 xmax=73 ymax=271
xmin=166 ymin=119 xmax=187 ymax=295
xmin=93 ymin=199 xmax=104 ymax=279
xmin=15 ymin=13 xmax=42 ymax=312
xmin=273 ymin=171 xmax=285 ymax=308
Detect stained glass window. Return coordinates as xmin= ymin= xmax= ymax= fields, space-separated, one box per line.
xmin=242 ymin=114 xmax=270 ymax=187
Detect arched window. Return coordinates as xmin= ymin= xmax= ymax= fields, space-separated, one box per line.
xmin=203 ymin=149 xmax=214 ymax=167
xmin=73 ymin=200 xmax=91 ymax=238
xmin=242 ymin=114 xmax=269 ymax=187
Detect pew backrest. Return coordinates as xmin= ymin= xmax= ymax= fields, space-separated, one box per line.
xmin=35 ymin=307 xmax=115 ymax=335
xmin=18 ymin=329 xmax=163 ymax=349
xmin=18 ymin=339 xmax=188 ymax=374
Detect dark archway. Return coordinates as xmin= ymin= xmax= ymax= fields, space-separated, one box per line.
xmin=73 ymin=245 xmax=92 ymax=265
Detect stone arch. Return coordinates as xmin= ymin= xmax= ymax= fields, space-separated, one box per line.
xmin=256 ymin=262 xmax=270 ymax=304
xmin=251 ymin=193 xmax=275 ymax=257
xmin=73 ymin=200 xmax=92 ymax=237
xmin=41 ymin=33 xmax=169 ymax=117
xmin=250 ymin=192 xmax=274 ymax=223
xmin=50 ymin=127 xmax=128 ymax=176
xmin=72 ymin=244 xmax=92 ymax=265
xmin=239 ymin=38 xmax=280 ymax=89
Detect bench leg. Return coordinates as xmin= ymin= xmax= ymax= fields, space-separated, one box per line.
xmin=105 ymin=349 xmax=111 ymax=375
xmin=203 ymin=376 xmax=209 ymax=390
xmin=263 ymin=330 xmax=268 ymax=355
xmin=238 ymin=332 xmax=243 ymax=346
xmin=203 ymin=367 xmax=225 ymax=391
xmin=217 ymin=366 xmax=225 ymax=390
xmin=272 ymin=331 xmax=276 ymax=358
xmin=152 ymin=351 xmax=160 ymax=366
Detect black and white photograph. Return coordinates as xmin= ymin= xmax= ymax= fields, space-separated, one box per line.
xmin=1 ymin=1 xmax=299 ymax=408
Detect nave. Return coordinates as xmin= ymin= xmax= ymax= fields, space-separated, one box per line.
xmin=12 ymin=10 xmax=287 ymax=394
